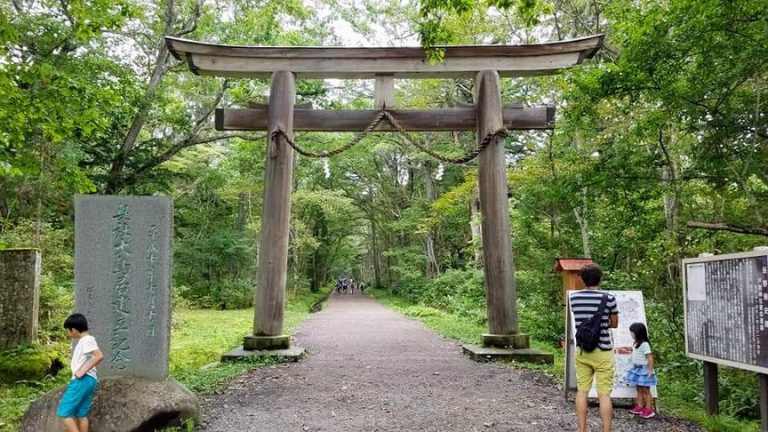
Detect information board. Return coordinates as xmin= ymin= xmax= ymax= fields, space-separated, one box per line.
xmin=683 ymin=250 xmax=768 ymax=374
xmin=565 ymin=290 xmax=657 ymax=399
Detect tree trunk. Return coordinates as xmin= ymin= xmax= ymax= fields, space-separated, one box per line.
xmin=370 ymin=218 xmax=382 ymax=288
xmin=572 ymin=132 xmax=591 ymax=258
xmin=424 ymin=161 xmax=440 ymax=278
xmin=103 ymin=0 xmax=205 ymax=193
xmin=572 ymin=189 xmax=592 ymax=258
xmin=236 ymin=192 xmax=249 ymax=232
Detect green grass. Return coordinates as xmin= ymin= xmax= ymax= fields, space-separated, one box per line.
xmin=0 ymin=287 xmax=329 ymax=432
xmin=0 ymin=373 xmax=69 ymax=431
xmin=369 ymin=288 xmax=759 ymax=432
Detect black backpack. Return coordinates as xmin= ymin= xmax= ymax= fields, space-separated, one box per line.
xmin=575 ymin=294 xmax=607 ymax=352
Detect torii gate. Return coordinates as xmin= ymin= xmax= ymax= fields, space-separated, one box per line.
xmin=166 ymin=35 xmax=603 ymax=362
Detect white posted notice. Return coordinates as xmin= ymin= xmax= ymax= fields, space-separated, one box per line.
xmin=687 ymin=263 xmax=707 ymax=301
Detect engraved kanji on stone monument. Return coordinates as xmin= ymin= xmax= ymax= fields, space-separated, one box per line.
xmin=0 ymin=249 xmax=41 ymax=349
xmin=75 ymin=195 xmax=173 ymax=380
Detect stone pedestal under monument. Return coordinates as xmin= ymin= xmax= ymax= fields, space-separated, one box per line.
xmin=21 ymin=377 xmax=198 ymax=432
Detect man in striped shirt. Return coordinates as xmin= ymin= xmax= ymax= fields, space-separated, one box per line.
xmin=571 ymin=264 xmax=619 ymax=432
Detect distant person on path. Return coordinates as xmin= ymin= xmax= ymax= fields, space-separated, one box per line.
xmin=57 ymin=313 xmax=103 ymax=432
xmin=570 ymin=264 xmax=619 ymax=432
xmin=626 ymin=322 xmax=657 ymax=419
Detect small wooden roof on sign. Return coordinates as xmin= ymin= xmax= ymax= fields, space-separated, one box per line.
xmin=165 ymin=35 xmax=603 ymax=79
xmin=553 ymin=258 xmax=595 ymax=272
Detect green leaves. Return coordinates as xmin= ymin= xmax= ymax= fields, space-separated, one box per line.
xmin=417 ymin=0 xmax=549 ymax=51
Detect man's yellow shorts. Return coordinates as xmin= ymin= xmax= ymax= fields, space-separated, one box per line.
xmin=575 ymin=348 xmax=615 ymax=395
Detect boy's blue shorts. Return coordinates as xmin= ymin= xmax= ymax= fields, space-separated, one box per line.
xmin=56 ymin=375 xmax=98 ymax=418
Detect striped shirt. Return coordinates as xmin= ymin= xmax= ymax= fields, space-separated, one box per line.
xmin=570 ymin=290 xmax=619 ymax=351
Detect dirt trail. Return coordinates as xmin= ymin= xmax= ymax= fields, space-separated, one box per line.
xmin=199 ymin=294 xmax=700 ymax=432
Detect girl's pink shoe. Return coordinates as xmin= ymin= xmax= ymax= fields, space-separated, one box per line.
xmin=629 ymin=405 xmax=644 ymax=415
xmin=640 ymin=408 xmax=656 ymax=419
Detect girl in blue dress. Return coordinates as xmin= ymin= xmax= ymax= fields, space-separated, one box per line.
xmin=626 ymin=322 xmax=657 ymax=418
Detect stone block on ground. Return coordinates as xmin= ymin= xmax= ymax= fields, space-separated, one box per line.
xmin=75 ymin=195 xmax=173 ymax=380
xmin=221 ymin=345 xmax=306 ymax=363
xmin=0 ymin=249 xmax=41 ymax=349
xmin=21 ymin=377 xmax=199 ymax=432
xmin=462 ymin=344 xmax=554 ymax=364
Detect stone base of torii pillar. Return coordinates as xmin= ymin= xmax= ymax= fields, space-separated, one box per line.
xmin=221 ymin=346 xmax=306 ymax=363
xmin=462 ymin=333 xmax=554 ymax=364
xmin=221 ymin=335 xmax=305 ymax=362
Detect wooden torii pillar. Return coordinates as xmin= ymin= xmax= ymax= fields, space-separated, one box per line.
xmin=246 ymin=71 xmax=295 ymax=350
xmin=475 ymin=70 xmax=524 ymax=348
xmin=166 ymin=35 xmax=603 ymax=362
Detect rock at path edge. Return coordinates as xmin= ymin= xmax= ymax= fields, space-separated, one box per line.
xmin=21 ymin=377 xmax=199 ymax=432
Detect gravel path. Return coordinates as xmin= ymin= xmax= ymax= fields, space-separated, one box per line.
xmin=198 ymin=294 xmax=701 ymax=432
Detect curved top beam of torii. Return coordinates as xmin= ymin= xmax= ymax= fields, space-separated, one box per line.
xmin=165 ymin=34 xmax=603 ymax=79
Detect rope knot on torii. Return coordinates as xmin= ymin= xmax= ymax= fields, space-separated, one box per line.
xmin=269 ymin=109 xmax=512 ymax=164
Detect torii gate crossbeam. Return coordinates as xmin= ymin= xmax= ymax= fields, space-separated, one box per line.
xmin=166 ymin=35 xmax=603 ymax=363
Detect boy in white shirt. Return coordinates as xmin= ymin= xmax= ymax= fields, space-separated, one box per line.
xmin=57 ymin=313 xmax=103 ymax=432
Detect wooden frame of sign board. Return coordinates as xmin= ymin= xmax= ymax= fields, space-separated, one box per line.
xmin=682 ymin=249 xmax=768 ymax=428
xmin=564 ymin=290 xmax=657 ymax=403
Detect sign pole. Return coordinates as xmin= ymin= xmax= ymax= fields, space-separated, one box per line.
xmin=564 ymin=304 xmax=573 ymax=401
xmin=760 ymin=374 xmax=768 ymax=432
xmin=703 ymin=361 xmax=719 ymax=415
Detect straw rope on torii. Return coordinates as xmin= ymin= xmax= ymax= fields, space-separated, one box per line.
xmin=271 ymin=109 xmax=511 ymax=164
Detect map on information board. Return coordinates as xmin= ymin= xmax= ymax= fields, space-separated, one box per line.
xmin=566 ymin=290 xmax=657 ymax=399
xmin=683 ymin=251 xmax=768 ymax=374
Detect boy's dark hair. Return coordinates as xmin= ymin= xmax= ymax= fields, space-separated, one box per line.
xmin=63 ymin=313 xmax=88 ymax=332
xmin=629 ymin=322 xmax=651 ymax=348
xmin=579 ymin=263 xmax=603 ymax=287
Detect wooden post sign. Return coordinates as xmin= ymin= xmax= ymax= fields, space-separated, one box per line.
xmin=554 ymin=257 xmax=594 ymax=300
xmin=683 ymin=247 xmax=768 ymax=430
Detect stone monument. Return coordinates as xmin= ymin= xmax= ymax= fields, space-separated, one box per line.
xmin=0 ymin=249 xmax=41 ymax=349
xmin=22 ymin=195 xmax=198 ymax=432
xmin=74 ymin=195 xmax=172 ymax=379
